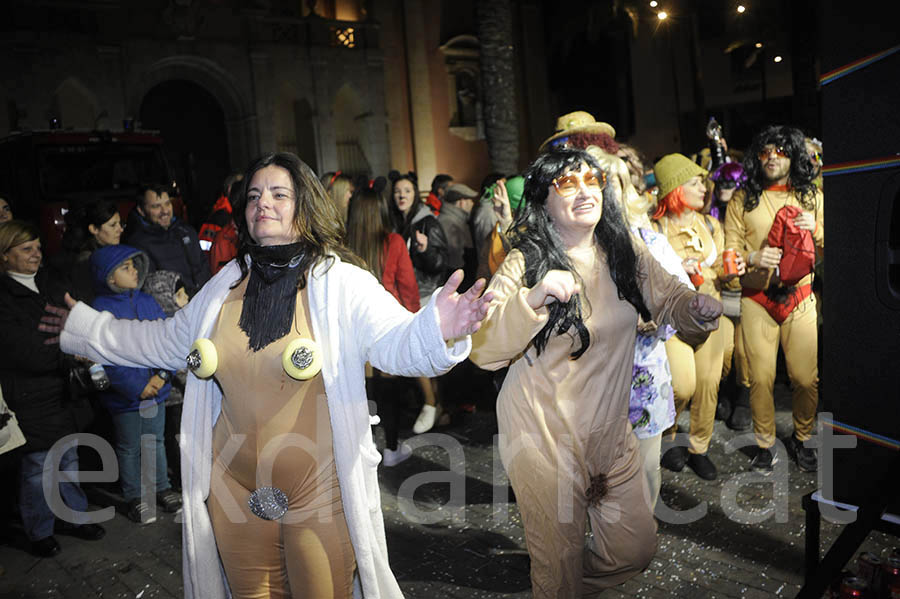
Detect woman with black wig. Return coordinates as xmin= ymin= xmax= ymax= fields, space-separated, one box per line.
xmin=471 ymin=148 xmax=722 ymax=597
xmin=47 ymin=152 xmax=493 ymax=599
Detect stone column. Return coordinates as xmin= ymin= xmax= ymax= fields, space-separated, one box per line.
xmin=402 ymin=0 xmax=437 ymax=186
xmin=309 ymin=47 xmax=338 ymax=174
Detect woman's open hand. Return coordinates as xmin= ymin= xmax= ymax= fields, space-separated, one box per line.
xmin=435 ymin=270 xmax=494 ymax=340
xmin=39 ymin=293 xmax=76 ymax=345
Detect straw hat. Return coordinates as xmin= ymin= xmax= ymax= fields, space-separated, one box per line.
xmin=653 ymin=153 xmax=708 ymax=200
xmin=539 ymin=111 xmax=617 ymax=153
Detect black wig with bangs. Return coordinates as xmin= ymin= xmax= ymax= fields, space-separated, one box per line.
xmin=742 ymin=125 xmax=818 ymax=212
xmin=509 ymin=148 xmax=651 ymax=359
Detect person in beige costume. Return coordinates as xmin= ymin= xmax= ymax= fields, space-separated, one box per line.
xmin=470 ymin=149 xmax=723 ymax=597
xmin=651 ymin=154 xmax=746 ymax=481
xmin=724 ymin=125 xmax=823 ymax=473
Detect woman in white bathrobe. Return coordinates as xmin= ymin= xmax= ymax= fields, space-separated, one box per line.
xmin=45 ymin=152 xmax=492 ymax=599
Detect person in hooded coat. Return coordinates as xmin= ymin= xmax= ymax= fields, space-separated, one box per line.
xmin=90 ymin=245 xmax=181 ymax=521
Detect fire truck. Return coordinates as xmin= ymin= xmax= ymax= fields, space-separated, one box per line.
xmin=0 ymin=129 xmax=186 ymax=256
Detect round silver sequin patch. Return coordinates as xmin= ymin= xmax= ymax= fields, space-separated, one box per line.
xmin=290 ymin=347 xmax=314 ymax=370
xmin=186 ymin=349 xmax=202 ymax=371
xmin=247 ymin=486 xmax=289 ymax=520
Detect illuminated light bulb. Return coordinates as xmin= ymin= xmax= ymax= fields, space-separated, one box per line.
xmin=657 ymin=11 xmax=668 ymax=20
xmin=650 ymin=0 xmax=658 ymax=6
xmin=755 ymin=42 xmax=763 ymax=48
xmin=774 ymin=55 xmax=783 ymax=63
xmin=737 ymin=5 xmax=746 ymax=13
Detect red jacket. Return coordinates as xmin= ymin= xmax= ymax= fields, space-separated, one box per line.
xmin=198 ymin=195 xmax=233 ymax=248
xmin=382 ymin=233 xmax=420 ymax=312
xmin=209 ymin=220 xmax=238 ymax=275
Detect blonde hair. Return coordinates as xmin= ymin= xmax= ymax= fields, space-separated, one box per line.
xmin=0 ymin=220 xmax=40 ymax=273
xmin=585 ymin=147 xmax=652 ymax=229
xmin=326 ymin=174 xmax=353 ymax=221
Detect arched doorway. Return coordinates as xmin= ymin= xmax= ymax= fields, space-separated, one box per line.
xmin=140 ymin=79 xmax=230 ymax=228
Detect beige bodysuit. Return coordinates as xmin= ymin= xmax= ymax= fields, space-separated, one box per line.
xmin=206 ymin=278 xmax=356 ymax=599
xmin=471 ymin=244 xmax=710 ymax=598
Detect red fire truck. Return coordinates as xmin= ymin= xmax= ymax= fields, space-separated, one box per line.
xmin=0 ymin=129 xmax=187 ymax=256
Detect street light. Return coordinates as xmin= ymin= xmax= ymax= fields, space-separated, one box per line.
xmin=755 ymin=42 xmax=763 ymax=48
xmin=658 ymin=10 xmax=668 ymax=20
xmin=737 ymin=4 xmax=746 ymax=13
xmin=774 ymin=55 xmax=783 ymax=63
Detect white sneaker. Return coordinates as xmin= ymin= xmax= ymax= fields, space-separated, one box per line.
xmin=412 ymin=404 xmax=437 ymax=434
xmin=382 ymin=443 xmax=413 ymax=467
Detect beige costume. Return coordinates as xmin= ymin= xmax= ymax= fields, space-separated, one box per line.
xmin=724 ymin=188 xmax=824 ymax=447
xmin=471 ymin=244 xmax=713 ymax=598
xmin=654 ymin=212 xmax=728 ymax=454
xmin=208 ymin=279 xmax=356 ymax=599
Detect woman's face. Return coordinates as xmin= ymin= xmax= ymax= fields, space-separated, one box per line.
xmin=0 ymin=198 xmax=11 ymax=223
xmin=4 ymin=238 xmax=42 ymax=274
xmin=716 ymin=185 xmax=736 ymax=203
xmin=393 ymin=179 xmax=416 ymax=216
xmin=245 ymin=165 xmax=299 ymax=246
xmin=89 ymin=212 xmax=123 ymax=247
xmin=545 ymin=162 xmax=604 ymax=238
xmin=682 ymin=175 xmax=707 ymax=212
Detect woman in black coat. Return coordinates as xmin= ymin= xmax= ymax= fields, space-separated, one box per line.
xmin=388 ymin=172 xmax=450 ymax=435
xmin=389 ymin=172 xmax=449 ymax=307
xmin=0 ymin=220 xmax=105 ymax=557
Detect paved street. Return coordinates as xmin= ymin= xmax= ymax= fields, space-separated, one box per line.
xmin=1 ymin=381 xmax=895 ymax=598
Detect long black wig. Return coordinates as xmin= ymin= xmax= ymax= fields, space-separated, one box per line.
xmin=742 ymin=125 xmax=818 ymax=212
xmin=509 ymin=148 xmax=651 ymax=359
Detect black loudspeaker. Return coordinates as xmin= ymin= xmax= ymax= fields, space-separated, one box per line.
xmin=819 ymin=2 xmax=900 ymax=507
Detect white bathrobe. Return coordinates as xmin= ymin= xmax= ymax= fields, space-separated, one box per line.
xmin=61 ymin=256 xmax=471 ymax=598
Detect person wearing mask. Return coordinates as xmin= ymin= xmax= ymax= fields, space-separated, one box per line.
xmin=471 ymin=149 xmax=721 ymax=596
xmin=45 ymin=152 xmax=492 ymax=598
xmin=706 ymin=162 xmax=752 ymax=430
xmin=124 ymin=183 xmax=211 ymax=296
xmin=725 ymin=125 xmax=824 ymax=473
xmin=0 ymin=220 xmax=105 ymax=557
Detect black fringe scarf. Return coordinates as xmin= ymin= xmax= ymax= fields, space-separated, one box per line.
xmin=239 ymin=242 xmax=305 ymax=351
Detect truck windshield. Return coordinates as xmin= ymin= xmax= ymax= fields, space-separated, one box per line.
xmin=37 ymin=144 xmax=168 ymax=197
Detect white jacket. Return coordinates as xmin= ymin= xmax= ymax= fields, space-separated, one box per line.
xmin=61 ymin=256 xmax=471 ymax=598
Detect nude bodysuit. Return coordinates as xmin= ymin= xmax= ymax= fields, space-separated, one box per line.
xmin=206 ymin=278 xmax=356 ymax=599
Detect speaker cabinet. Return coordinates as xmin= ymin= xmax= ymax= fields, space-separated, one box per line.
xmin=819 ymin=2 xmax=900 ymax=506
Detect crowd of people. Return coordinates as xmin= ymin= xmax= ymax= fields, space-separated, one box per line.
xmin=0 ymin=111 xmax=824 ymax=598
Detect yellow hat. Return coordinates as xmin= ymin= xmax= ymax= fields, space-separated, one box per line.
xmin=540 ymin=111 xmax=616 ymax=153
xmin=653 ymin=153 xmax=708 ymax=200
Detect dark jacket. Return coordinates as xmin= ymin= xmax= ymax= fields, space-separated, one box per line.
xmin=47 ymin=243 xmax=98 ymax=305
xmin=402 ymin=203 xmax=449 ymax=301
xmin=124 ymin=211 xmax=211 ymax=296
xmin=437 ymin=202 xmax=477 ymax=291
xmin=0 ymin=270 xmax=78 ymax=452
xmin=90 ymin=245 xmax=171 ymax=414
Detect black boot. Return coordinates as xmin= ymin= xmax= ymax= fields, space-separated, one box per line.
xmin=716 ymin=396 xmax=732 ymax=421
xmin=727 ymin=385 xmax=752 ymax=431
xmin=716 ymin=369 xmax=736 ymax=421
